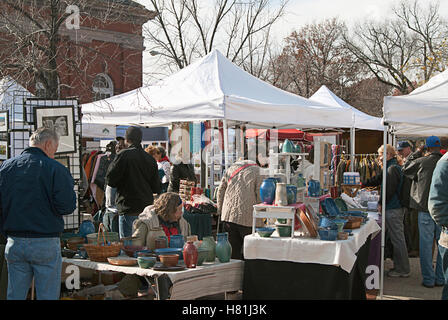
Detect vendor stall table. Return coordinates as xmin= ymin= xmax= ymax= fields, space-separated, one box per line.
xmin=242 ymin=219 xmax=380 ymax=299
xmin=62 ymin=258 xmax=243 ymax=300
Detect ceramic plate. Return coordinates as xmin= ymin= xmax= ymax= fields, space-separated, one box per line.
xmin=152 ymin=262 xmax=186 ymax=271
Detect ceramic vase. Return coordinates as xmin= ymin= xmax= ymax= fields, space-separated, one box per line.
xmin=274 ymin=183 xmax=288 ymax=206
xmin=154 ymin=236 xmax=168 ymax=249
xmin=308 ymin=179 xmax=321 ymax=197
xmin=260 ymin=178 xmax=277 ymax=204
xmin=286 ymin=185 xmax=297 ymax=204
xmin=215 ymin=232 xmax=232 ymax=263
xmin=282 ymin=139 xmax=294 ymax=153
xmin=201 ymin=236 xmax=216 ymax=262
xmin=169 ymin=234 xmax=185 ymax=248
xmin=147 ymin=227 xmax=166 ymax=250
xmin=183 ymin=241 xmax=198 ymax=268
xmin=296 ymin=173 xmax=306 ymax=188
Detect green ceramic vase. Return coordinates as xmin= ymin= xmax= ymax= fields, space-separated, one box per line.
xmin=215 ymin=232 xmax=232 ymax=263
xmin=201 ymin=236 xmax=216 ymax=262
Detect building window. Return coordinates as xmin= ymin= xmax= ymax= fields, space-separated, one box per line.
xmin=92 ymin=74 xmax=114 ymax=101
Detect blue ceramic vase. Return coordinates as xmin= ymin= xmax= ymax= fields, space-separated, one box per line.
xmin=169 ymin=234 xmax=185 ymax=248
xmin=308 ymin=179 xmax=321 ymax=197
xmin=260 ymin=178 xmax=277 ymax=204
xmin=215 ymin=232 xmax=232 ymax=263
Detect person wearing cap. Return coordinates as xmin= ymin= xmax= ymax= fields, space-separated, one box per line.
xmin=397 ymin=141 xmax=412 ymax=161
xmin=106 ymin=127 xmax=162 ymax=238
xmin=403 ymin=136 xmax=444 ymax=288
xmin=115 ymin=136 xmax=126 ymax=153
xmin=429 ymin=148 xmax=448 ymax=299
xmin=398 ymin=140 xmax=419 ymax=258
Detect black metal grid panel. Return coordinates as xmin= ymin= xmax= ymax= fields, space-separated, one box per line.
xmin=23 ymin=98 xmax=83 ymax=231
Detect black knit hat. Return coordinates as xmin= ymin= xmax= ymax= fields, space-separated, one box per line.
xmin=125 ymin=126 xmax=142 ymax=144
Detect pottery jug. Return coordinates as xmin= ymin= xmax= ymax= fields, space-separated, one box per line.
xmin=147 ymin=227 xmax=166 ymax=250
xmin=169 ymin=234 xmax=185 ymax=248
xmin=282 ymin=139 xmax=294 ymax=153
xmin=274 ymin=183 xmax=288 ymax=206
xmin=186 ymin=235 xmax=201 ymax=249
xmin=215 ymin=232 xmax=232 ymax=263
xmin=183 ymin=241 xmax=198 ymax=268
xmin=78 ymin=218 xmax=95 ymax=240
xmin=308 ymin=179 xmax=321 ymax=197
xmin=154 ymin=236 xmax=168 ymax=249
xmin=260 ymin=178 xmax=277 ymax=204
xmin=286 ymin=185 xmax=297 ymax=204
xmin=201 ymin=236 xmax=216 ymax=262
xmin=294 ymin=144 xmax=302 ymax=153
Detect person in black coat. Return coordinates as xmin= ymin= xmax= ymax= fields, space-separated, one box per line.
xmin=106 ymin=127 xmax=162 ymax=238
xmin=168 ymin=152 xmax=197 ymax=193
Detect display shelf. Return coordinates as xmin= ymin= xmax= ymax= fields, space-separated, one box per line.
xmin=271 ymin=152 xmax=309 ymax=184
xmin=252 ymin=205 xmax=298 ymax=238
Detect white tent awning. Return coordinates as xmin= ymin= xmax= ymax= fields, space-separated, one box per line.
xmin=81 ymin=50 xmax=354 ymax=129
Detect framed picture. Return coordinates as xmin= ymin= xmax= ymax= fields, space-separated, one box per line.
xmin=55 ymin=156 xmax=70 ymax=170
xmin=34 ymin=106 xmax=76 ymax=154
xmin=0 ymin=110 xmax=9 ymax=132
xmin=0 ymin=140 xmax=8 ymax=160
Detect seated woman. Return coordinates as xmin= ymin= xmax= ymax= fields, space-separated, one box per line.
xmin=132 ymin=192 xmax=191 ymax=247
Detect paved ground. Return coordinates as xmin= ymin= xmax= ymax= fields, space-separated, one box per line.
xmin=378 ymin=256 xmax=443 ymax=300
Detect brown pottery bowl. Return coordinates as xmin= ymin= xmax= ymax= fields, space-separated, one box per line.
xmin=159 ymin=254 xmax=179 ymax=267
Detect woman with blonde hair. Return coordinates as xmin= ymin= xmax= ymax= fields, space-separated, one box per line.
xmin=132 ymin=192 xmax=191 ymax=247
xmin=362 ymin=144 xmax=410 ymax=278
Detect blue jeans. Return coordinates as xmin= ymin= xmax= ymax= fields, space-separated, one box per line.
xmin=118 ymin=215 xmax=138 ymax=239
xmin=418 ymin=212 xmax=444 ymax=286
xmin=103 ymin=210 xmax=119 ymax=233
xmin=5 ymin=237 xmax=61 ymax=300
xmin=438 ymin=244 xmax=448 ymax=300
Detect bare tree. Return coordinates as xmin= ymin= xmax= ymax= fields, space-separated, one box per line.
xmin=0 ymin=0 xmax=155 ymax=100
xmin=268 ymin=18 xmax=364 ymax=99
xmin=143 ymin=0 xmax=288 ymax=82
xmin=394 ymin=0 xmax=448 ymax=83
xmin=343 ymin=0 xmax=448 ymax=94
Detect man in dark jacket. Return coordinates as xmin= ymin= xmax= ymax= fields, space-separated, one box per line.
xmin=106 ymin=127 xmax=161 ymax=238
xmin=429 ymin=152 xmax=448 ymax=299
xmin=398 ymin=141 xmax=419 ymax=257
xmin=0 ymin=127 xmax=77 ymax=300
xmin=363 ymin=144 xmax=409 ymax=278
xmin=403 ymin=136 xmax=444 ymax=288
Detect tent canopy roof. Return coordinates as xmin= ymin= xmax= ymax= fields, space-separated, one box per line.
xmin=81 ymin=50 xmax=353 ymax=129
xmin=383 ymin=70 xmax=448 ymax=137
xmin=310 ymin=85 xmax=383 ymax=131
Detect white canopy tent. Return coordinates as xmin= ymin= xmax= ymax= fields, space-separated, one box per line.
xmin=380 ymin=69 xmax=448 ymax=299
xmin=384 ymin=70 xmax=448 ymax=137
xmin=310 ymin=85 xmax=384 ymax=170
xmin=81 ymin=49 xmax=353 ymax=130
xmin=310 ymin=85 xmax=383 ymax=131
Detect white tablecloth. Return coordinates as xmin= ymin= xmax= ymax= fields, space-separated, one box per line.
xmin=62 ymin=258 xmax=244 ymax=300
xmin=243 ymin=218 xmax=380 ymax=273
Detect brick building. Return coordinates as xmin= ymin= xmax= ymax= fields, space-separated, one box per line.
xmin=0 ymin=0 xmax=156 ymax=104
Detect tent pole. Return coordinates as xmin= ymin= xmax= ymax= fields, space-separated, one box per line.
xmin=223 ymin=119 xmax=229 ymax=170
xmin=380 ymin=124 xmax=388 ymax=299
xmin=350 ymin=127 xmax=355 ymax=171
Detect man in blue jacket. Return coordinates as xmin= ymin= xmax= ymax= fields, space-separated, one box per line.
xmin=429 ymin=151 xmax=448 ymax=299
xmin=0 ymin=127 xmax=77 ymax=300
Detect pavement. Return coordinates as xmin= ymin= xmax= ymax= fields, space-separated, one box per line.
xmin=378 ymin=256 xmax=444 ymax=300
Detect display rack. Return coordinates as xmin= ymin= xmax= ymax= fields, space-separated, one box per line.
xmin=271 ymin=152 xmax=309 ymax=184
xmin=252 ymin=205 xmax=299 ymax=238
